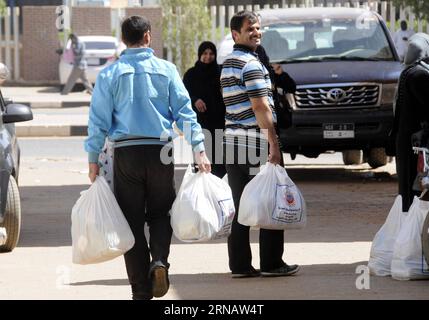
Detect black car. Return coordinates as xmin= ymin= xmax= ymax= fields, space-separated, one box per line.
xmin=218 ymin=7 xmax=403 ymax=168
xmin=0 ymin=64 xmax=33 ymax=252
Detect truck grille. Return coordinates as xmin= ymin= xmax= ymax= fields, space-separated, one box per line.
xmin=294 ymin=83 xmax=380 ymax=109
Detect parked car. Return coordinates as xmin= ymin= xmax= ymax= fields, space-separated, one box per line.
xmin=0 ymin=63 xmax=33 ymax=252
xmin=58 ymin=35 xmax=119 ymax=86
xmin=218 ymin=7 xmax=403 ymax=168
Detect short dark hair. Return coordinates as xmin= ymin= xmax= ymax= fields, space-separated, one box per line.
xmin=230 ymin=10 xmax=259 ymax=33
xmin=121 ymin=16 xmax=151 ymax=46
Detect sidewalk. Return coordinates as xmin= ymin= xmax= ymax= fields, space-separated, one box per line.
xmin=2 ymin=86 xmax=91 ymax=109
xmin=15 ymin=107 xmax=89 ymax=137
xmin=1 ymin=86 xmax=91 ymax=137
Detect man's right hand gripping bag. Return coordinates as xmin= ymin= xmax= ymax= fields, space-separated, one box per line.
xmin=71 ymin=176 xmax=135 ymax=265
xmin=239 ymin=163 xmax=306 ymax=230
xmin=170 ymin=165 xmax=235 ymax=242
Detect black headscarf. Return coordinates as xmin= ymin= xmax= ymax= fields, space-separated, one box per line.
xmin=198 ymin=41 xmax=217 ymax=60
xmin=183 ymin=41 xmax=225 ymax=131
xmin=194 ymin=41 xmax=219 ymax=79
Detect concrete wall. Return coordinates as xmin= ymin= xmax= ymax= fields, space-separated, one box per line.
xmin=125 ymin=7 xmax=163 ymax=58
xmin=22 ymin=6 xmax=60 ymax=82
xmin=71 ymin=7 xmax=111 ymax=36
xmin=20 ymin=6 xmax=163 ymax=82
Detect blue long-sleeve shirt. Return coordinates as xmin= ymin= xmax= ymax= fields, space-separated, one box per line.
xmin=85 ymin=47 xmax=205 ymax=163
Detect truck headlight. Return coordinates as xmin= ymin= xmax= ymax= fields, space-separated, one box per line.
xmin=380 ymin=83 xmax=398 ymax=106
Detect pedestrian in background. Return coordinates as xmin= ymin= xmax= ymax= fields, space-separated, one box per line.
xmin=390 ymin=33 xmax=429 ymax=212
xmin=221 ymin=10 xmax=299 ymax=278
xmin=393 ymin=20 xmax=415 ymax=63
xmin=256 ymin=45 xmax=296 ymax=130
xmin=183 ymin=41 xmax=227 ymax=178
xmin=85 ymin=16 xmax=211 ymax=300
xmin=61 ymin=34 xmax=93 ymax=95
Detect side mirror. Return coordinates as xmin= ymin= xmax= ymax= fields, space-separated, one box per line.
xmin=0 ymin=63 xmax=9 ymax=86
xmin=3 ymin=104 xmax=33 ymax=124
xmin=56 ymin=48 xmax=64 ymax=55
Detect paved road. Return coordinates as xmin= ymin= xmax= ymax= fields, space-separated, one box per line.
xmin=1 ymin=138 xmax=428 ymax=300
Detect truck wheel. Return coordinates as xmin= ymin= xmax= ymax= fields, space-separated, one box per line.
xmin=342 ymin=150 xmax=363 ymax=165
xmin=0 ymin=176 xmax=21 ymax=252
xmin=368 ymin=147 xmax=388 ymax=169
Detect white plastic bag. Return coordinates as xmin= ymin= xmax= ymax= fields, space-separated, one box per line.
xmin=239 ymin=163 xmax=306 ymax=230
xmin=391 ymin=196 xmax=429 ymax=280
xmin=0 ymin=227 xmax=6 ymax=246
xmin=98 ymin=139 xmax=114 ymax=192
xmin=170 ymin=165 xmax=235 ymax=242
xmin=368 ymin=195 xmax=405 ymax=276
xmin=71 ymin=176 xmax=135 ymax=264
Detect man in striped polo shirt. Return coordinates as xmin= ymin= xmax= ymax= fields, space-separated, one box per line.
xmin=221 ymin=10 xmax=299 ymax=278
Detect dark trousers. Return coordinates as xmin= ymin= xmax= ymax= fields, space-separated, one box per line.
xmin=396 ymin=131 xmax=420 ymax=212
xmin=205 ymin=128 xmax=227 ymax=179
xmin=61 ymin=66 xmax=93 ymax=95
xmin=224 ymin=143 xmax=285 ymax=272
xmin=114 ymin=145 xmax=175 ymax=298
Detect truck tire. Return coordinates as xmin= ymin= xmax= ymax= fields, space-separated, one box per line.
xmin=368 ymin=147 xmax=388 ymax=169
xmin=342 ymin=150 xmax=363 ymax=165
xmin=0 ymin=176 xmax=21 ymax=252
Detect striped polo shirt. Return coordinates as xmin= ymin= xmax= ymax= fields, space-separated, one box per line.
xmin=220 ymin=44 xmax=276 ymax=149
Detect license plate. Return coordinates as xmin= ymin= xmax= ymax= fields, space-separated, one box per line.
xmin=87 ymin=58 xmax=100 ymax=65
xmin=323 ymin=123 xmax=354 ymax=139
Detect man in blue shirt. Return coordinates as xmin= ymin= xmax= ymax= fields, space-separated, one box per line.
xmin=85 ymin=16 xmax=211 ymax=300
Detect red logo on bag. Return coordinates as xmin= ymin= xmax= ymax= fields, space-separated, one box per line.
xmin=285 ymin=192 xmax=295 ymax=206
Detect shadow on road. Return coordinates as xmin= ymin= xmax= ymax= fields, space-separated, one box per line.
xmin=37 ymin=87 xmax=61 ymax=93
xmin=17 ymin=166 xmax=397 ymax=248
xmin=70 ymin=279 xmax=128 ymax=286
xmin=67 ymin=261 xmax=429 ymax=299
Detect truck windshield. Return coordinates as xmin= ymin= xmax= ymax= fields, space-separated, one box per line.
xmin=261 ymin=14 xmax=395 ymax=63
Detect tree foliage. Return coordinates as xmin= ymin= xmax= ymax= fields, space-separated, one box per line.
xmin=393 ymin=0 xmax=429 ymax=20
xmin=0 ymin=0 xmax=6 ymax=16
xmin=161 ymin=0 xmax=211 ymax=75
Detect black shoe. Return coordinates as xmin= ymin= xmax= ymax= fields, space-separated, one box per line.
xmin=261 ymin=264 xmax=300 ymax=277
xmin=132 ymin=292 xmax=153 ymax=300
xmin=150 ymin=266 xmax=170 ymax=298
xmin=231 ymin=267 xmax=261 ymax=278
xmin=131 ymin=283 xmax=153 ymax=300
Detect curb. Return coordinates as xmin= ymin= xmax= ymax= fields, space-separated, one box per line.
xmin=16 ymin=125 xmax=88 ymax=137
xmin=16 ymin=101 xmax=90 ymax=109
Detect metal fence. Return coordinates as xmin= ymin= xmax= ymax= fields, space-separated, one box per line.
xmin=0 ymin=7 xmax=20 ymax=81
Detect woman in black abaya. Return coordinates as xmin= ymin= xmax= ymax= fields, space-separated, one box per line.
xmin=183 ymin=41 xmax=226 ymax=178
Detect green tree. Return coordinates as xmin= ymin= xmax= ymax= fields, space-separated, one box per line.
xmin=161 ymin=0 xmax=211 ymax=75
xmin=393 ymin=0 xmax=429 ymax=20
xmin=0 ymin=0 xmax=6 ymax=16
